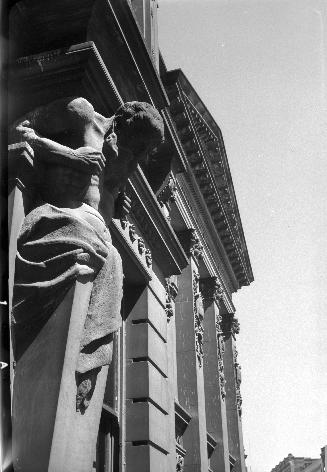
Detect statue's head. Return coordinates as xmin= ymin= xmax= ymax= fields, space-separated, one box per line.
xmin=112 ymin=101 xmax=164 ymax=157
xmin=102 ymin=102 xmax=164 ymax=191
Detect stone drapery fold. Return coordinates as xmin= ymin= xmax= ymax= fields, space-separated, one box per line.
xmin=12 ymin=203 xmax=123 ymax=373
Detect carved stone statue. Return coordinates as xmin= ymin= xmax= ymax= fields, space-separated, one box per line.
xmin=11 ymin=97 xmax=164 ymax=412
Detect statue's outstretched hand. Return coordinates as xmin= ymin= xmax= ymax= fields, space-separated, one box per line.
xmin=104 ymin=132 xmax=118 ymax=159
xmin=15 ymin=120 xmax=39 ymax=144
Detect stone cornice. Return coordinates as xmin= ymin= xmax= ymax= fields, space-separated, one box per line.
xmin=9 ymin=0 xmax=168 ymax=111
xmin=162 ymin=69 xmax=254 ymax=290
xmin=9 ymin=41 xmax=123 ymax=122
xmin=174 ymin=171 xmax=237 ymax=300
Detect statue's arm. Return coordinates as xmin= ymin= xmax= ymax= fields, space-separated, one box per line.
xmin=16 ymin=122 xmax=105 ymax=174
xmin=10 ymin=96 xmax=95 ymax=141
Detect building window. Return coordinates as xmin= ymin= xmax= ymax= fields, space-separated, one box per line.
xmin=93 ymin=409 xmax=119 ymax=472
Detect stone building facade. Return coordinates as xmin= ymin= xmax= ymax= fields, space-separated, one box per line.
xmin=6 ymin=1 xmax=253 ymax=471
xmin=271 ymin=453 xmax=324 ymax=472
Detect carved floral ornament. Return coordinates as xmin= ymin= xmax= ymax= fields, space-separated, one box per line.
xmin=193 ymin=270 xmax=204 ymax=368
xmin=233 ymin=348 xmax=243 ymax=416
xmin=119 ymin=218 xmax=152 ymax=269
xmin=176 ymin=452 xmax=184 ymax=472
xmin=215 ymin=312 xmax=226 ymax=400
xmin=165 ymin=276 xmax=179 ymax=322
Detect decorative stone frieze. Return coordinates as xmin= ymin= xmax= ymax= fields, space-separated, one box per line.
xmin=177 ymin=228 xmax=203 ymax=262
xmin=119 ymin=217 xmax=153 ymax=270
xmin=193 ymin=270 xmax=204 ymax=367
xmin=165 ymin=277 xmax=179 ymax=322
xmin=128 ymin=176 xmax=189 ymax=276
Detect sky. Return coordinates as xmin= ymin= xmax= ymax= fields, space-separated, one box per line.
xmin=158 ymin=1 xmax=327 ymax=471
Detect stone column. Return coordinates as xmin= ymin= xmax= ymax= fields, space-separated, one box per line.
xmin=222 ymin=315 xmax=246 ymax=472
xmin=175 ymin=229 xmax=208 ymax=472
xmin=165 ymin=275 xmax=179 ymax=472
xmin=201 ymin=277 xmax=229 ymax=472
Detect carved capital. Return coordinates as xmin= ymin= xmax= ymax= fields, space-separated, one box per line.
xmin=221 ymin=314 xmax=240 ymax=340
xmin=200 ymin=276 xmax=224 ymax=309
xmin=165 ymin=276 xmax=178 ymax=322
xmin=177 ymin=228 xmax=203 ymax=261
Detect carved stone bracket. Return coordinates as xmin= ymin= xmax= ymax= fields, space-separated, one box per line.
xmin=221 ymin=314 xmax=240 ymax=341
xmin=156 ymin=172 xmax=178 ymax=221
xmin=165 ymin=276 xmax=178 ymax=322
xmin=199 ymin=276 xmax=224 ymax=310
xmin=216 ymin=312 xmax=226 ymax=400
xmin=193 ymin=270 xmax=204 ymax=367
xmin=175 ymin=402 xmax=191 ymax=472
xmin=177 ymin=228 xmax=203 ymax=262
xmin=231 ymin=317 xmax=240 ymax=338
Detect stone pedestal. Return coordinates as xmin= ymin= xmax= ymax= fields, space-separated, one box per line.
xmin=12 ymin=279 xmax=109 ymax=472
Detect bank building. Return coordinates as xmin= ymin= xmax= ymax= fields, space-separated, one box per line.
xmin=6 ymin=1 xmax=254 ymax=471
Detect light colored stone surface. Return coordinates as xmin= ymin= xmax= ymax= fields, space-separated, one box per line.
xmin=12 ymin=279 xmax=109 ymax=472
xmin=126 ymin=444 xmax=168 ymax=472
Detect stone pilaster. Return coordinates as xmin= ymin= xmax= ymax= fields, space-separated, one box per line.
xmin=201 ymin=277 xmax=230 ymax=472
xmin=222 ymin=314 xmax=246 ymax=472
xmin=125 ymin=276 xmax=169 ymax=472
xmin=174 ymin=240 xmax=208 ymax=472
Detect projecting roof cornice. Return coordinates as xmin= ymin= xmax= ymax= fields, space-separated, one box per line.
xmin=162 ymin=69 xmax=253 ymax=289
